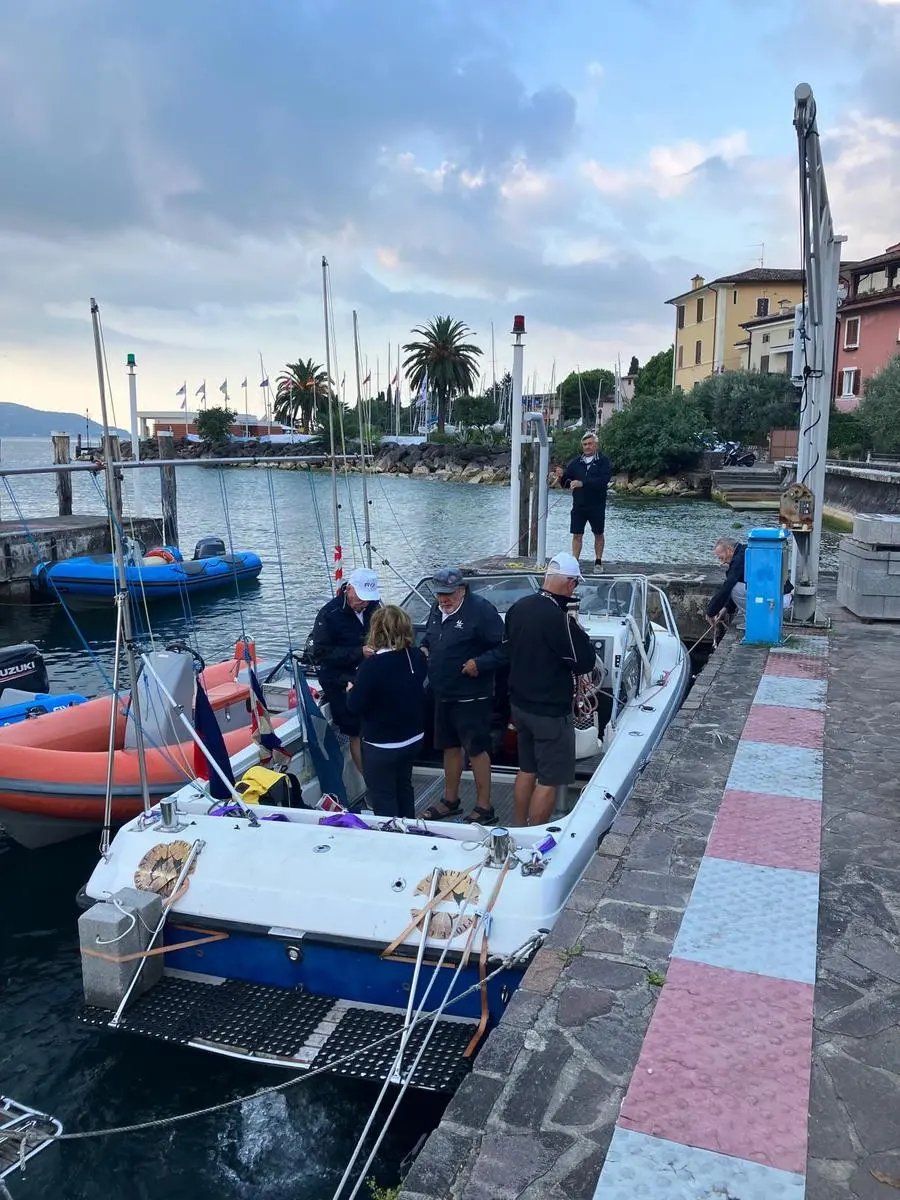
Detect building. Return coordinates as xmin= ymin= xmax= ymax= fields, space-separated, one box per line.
xmin=137 ymin=411 xmax=291 ymax=439
xmin=833 ymin=242 xmax=900 ymax=412
xmin=735 ymin=299 xmax=798 ymax=375
xmin=667 ymin=268 xmax=805 ymax=391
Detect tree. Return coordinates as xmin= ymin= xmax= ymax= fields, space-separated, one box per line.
xmin=633 ymin=347 xmax=673 ymax=397
xmin=195 ymin=405 xmax=235 ymax=443
xmin=692 ymin=370 xmax=798 ymax=444
xmin=828 ymin=408 xmax=870 ymax=459
xmin=275 ymin=359 xmax=329 ymax=433
xmin=556 ymin=368 xmax=615 ymax=422
xmin=454 ymin=393 xmax=497 ymax=432
xmin=599 ymin=392 xmax=707 ymax=477
xmin=402 ymin=316 xmax=483 ymax=434
xmin=858 ymin=353 xmax=900 ymax=454
xmin=628 ymin=356 xmax=640 ymax=376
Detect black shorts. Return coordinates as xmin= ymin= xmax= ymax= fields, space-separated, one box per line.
xmin=570 ymin=505 xmax=606 ymax=536
xmin=322 ymin=684 xmax=360 ymax=738
xmin=511 ymin=704 xmax=576 ymax=786
xmin=434 ymin=698 xmax=493 ymax=757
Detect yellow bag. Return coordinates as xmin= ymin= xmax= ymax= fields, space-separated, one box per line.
xmin=234 ymin=765 xmax=304 ymax=808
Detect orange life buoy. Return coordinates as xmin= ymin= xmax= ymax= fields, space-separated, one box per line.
xmin=145 ymin=548 xmax=177 ymax=564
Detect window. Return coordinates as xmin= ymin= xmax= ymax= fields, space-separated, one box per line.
xmin=694 ymin=340 xmax=702 ymax=365
xmin=756 ymin=298 xmax=769 ymax=318
xmin=840 ymin=367 xmax=860 ymax=398
xmin=844 ymin=316 xmax=860 ymax=349
xmin=733 ymin=290 xmax=738 ymax=304
xmin=762 ymin=333 xmax=770 ymax=344
xmin=677 ymin=305 xmax=685 ymax=329
xmin=788 ymin=328 xmax=794 ymax=339
xmin=677 ymin=344 xmax=684 ymax=368
xmin=760 ymin=355 xmax=770 ymax=373
xmin=696 ymin=297 xmax=704 ymax=323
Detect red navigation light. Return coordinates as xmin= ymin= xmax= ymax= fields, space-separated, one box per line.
xmin=512 ymin=314 xmax=526 ymax=334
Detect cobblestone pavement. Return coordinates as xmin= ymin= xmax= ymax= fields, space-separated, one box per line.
xmin=399 ymin=609 xmax=900 ymax=1200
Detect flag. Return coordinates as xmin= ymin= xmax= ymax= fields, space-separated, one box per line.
xmin=195 ymin=381 xmax=206 ymax=398
xmin=340 ymin=372 xmax=346 ymax=390
xmin=193 ymin=678 xmax=236 ymax=799
xmin=362 ymin=371 xmax=371 ymax=386
xmin=176 ymin=383 xmax=186 ymax=396
xmin=248 ymin=667 xmax=291 ymax=769
xmin=297 ymin=674 xmax=347 ymax=804
xmin=219 ymin=379 xmax=228 ymax=399
xmin=260 ymin=376 xmax=269 ymax=388
xmin=391 ymin=370 xmax=399 ymax=387
xmin=241 ymin=377 xmax=248 ymax=389
xmin=415 ymin=373 xmax=428 ymax=407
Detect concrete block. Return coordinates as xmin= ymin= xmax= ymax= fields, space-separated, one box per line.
xmin=79 ymin=886 xmax=163 ymax=1010
xmin=852 ymin=513 xmax=900 ymax=547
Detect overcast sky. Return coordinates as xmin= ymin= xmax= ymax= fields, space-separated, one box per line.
xmin=0 ymin=0 xmax=897 ymax=422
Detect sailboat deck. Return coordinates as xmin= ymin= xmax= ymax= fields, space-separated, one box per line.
xmin=411 ymin=768 xmax=583 ymax=828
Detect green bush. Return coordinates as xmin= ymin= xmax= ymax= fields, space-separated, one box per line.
xmin=827 ymin=408 xmax=870 ymax=458
xmin=858 ymin=353 xmax=900 ymax=455
xmin=195 ymin=406 xmax=235 ymax=443
xmin=691 ymin=371 xmax=797 ymax=443
xmin=599 ymin=392 xmax=706 ymax=477
xmin=549 ymin=429 xmax=585 ymax=468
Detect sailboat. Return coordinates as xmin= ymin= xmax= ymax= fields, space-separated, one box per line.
xmin=77 ymin=293 xmax=690 ymax=1093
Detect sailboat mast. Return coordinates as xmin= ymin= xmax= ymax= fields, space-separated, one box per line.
xmin=353 ymin=311 xmax=373 ymax=569
xmin=491 ymin=321 xmax=498 ymax=423
xmin=321 ymin=258 xmax=342 ymax=588
xmin=89 ymin=298 xmax=153 ymax=820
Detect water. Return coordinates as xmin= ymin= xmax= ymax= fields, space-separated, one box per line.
xmin=0 ymin=438 xmax=840 ymax=1198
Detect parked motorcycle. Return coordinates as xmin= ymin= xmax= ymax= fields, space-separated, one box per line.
xmin=722 ymin=442 xmax=757 ymax=467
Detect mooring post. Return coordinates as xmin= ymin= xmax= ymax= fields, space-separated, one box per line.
xmin=102 ymin=435 xmax=124 ymax=527
xmin=157 ymin=430 xmax=179 ymax=546
xmin=518 ymin=441 xmax=532 ymax=557
xmin=52 ymin=432 xmax=72 ymax=517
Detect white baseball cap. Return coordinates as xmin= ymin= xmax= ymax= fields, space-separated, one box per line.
xmin=347 ymin=568 xmax=381 ymax=601
xmin=547 ymin=552 xmax=584 ymax=581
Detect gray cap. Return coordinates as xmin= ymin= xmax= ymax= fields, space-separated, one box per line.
xmin=433 ymin=566 xmax=465 ymax=594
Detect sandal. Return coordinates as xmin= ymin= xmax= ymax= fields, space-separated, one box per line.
xmin=422 ymin=797 xmax=462 ymax=821
xmin=470 ymin=806 xmax=498 ymax=827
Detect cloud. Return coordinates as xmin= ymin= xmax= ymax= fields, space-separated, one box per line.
xmin=583 ymin=132 xmax=750 ymax=199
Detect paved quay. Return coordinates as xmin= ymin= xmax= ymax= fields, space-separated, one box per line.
xmin=399 ymin=607 xmax=900 ymax=1200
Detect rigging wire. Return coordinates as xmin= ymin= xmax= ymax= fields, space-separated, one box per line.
xmin=266 ymin=469 xmax=294 ymax=653
xmin=306 ymin=467 xmax=335 ymax=597
xmin=217 ymin=469 xmax=248 ymax=645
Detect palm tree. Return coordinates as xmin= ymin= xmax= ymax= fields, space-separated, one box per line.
xmin=402 ymin=316 xmax=483 ymax=434
xmin=275 ymin=359 xmax=329 ymax=433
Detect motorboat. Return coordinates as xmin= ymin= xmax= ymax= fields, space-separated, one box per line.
xmin=78 ymin=569 xmax=689 ymax=1089
xmin=30 ymin=536 xmax=262 ymax=602
xmin=0 ymin=643 xmax=276 ymax=849
xmin=0 ymin=641 xmax=86 ymax=729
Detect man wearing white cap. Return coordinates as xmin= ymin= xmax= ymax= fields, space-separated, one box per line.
xmin=503 ymin=552 xmax=597 ymax=826
xmin=312 ymin=568 xmax=382 ymax=773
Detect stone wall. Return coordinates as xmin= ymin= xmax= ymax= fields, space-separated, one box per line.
xmin=399 ymin=632 xmax=766 ymax=1200
xmin=0 ymin=515 xmax=164 ymax=595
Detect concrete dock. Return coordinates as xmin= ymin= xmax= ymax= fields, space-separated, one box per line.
xmin=0 ymin=514 xmax=163 ymax=595
xmin=399 ymin=601 xmax=900 ymax=1199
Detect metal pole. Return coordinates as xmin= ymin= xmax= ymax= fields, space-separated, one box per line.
xmin=791 ymin=83 xmax=846 ymax=622
xmin=0 ymin=453 xmax=358 ymax=479
xmin=127 ymin=356 xmax=140 ymax=463
xmin=508 ymin=317 xmax=526 ymax=554
xmin=353 ymin=310 xmax=373 ymax=568
xmin=322 ymin=258 xmax=342 ymax=588
xmin=90 ymin=298 xmax=153 ymax=820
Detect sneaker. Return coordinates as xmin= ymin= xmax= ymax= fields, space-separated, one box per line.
xmin=593 ymin=559 xmax=603 ymax=572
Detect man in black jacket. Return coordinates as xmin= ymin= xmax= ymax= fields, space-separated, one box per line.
xmin=504 ymin=552 xmax=598 ymax=827
xmin=420 ymin=566 xmax=505 ymax=826
xmin=706 ymin=538 xmax=793 ymax=625
xmin=311 ymin=567 xmax=381 ymax=772
xmin=560 ymin=430 xmax=612 ymax=570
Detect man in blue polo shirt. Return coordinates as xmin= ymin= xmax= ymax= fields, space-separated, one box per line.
xmin=560 ymin=430 xmax=612 ymax=570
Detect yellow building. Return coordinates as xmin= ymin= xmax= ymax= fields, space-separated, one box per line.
xmin=667 ymin=268 xmax=805 ymax=391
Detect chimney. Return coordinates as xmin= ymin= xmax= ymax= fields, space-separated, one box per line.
xmin=778 ymin=298 xmax=792 ymax=314
xmin=691 ymin=274 xmax=705 ymax=290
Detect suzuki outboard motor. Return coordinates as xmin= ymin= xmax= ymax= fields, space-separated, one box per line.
xmin=193 ymin=536 xmax=227 ymax=560
xmin=0 ymin=643 xmax=50 ymax=699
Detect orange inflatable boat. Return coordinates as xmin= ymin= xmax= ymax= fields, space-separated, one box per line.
xmin=0 ymin=654 xmax=265 ymax=850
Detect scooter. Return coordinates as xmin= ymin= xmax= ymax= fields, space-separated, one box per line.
xmin=722 ymin=442 xmax=757 ymax=467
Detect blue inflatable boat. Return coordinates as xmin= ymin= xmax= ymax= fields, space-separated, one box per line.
xmin=0 ymin=642 xmax=87 ymax=728
xmin=31 ymin=536 xmax=262 ymax=601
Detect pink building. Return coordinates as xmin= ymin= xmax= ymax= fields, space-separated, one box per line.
xmin=834 ymin=243 xmax=900 ymax=411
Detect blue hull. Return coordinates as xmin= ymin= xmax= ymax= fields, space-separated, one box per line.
xmin=32 ymin=552 xmax=262 ymax=600
xmin=164 ymin=923 xmax=521 ymax=1024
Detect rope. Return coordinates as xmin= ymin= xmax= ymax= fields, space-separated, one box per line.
xmin=306 ymin=467 xmax=335 ymax=597
xmin=217 ymin=470 xmax=247 ymax=644
xmin=25 ymin=933 xmax=537 ymax=1146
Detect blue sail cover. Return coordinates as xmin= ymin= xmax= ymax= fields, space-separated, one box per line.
xmin=297 ymin=674 xmax=347 ymax=804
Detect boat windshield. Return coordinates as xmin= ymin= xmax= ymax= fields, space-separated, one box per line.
xmin=576 ymin=576 xmax=648 ymax=631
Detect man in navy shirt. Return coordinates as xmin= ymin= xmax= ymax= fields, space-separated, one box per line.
xmin=560 ymin=430 xmax=612 ymax=570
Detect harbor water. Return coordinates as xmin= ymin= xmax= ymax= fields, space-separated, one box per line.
xmin=0 ymin=438 xmax=840 ymax=1199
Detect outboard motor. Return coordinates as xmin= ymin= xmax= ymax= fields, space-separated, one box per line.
xmin=0 ymin=643 xmax=50 ymax=699
xmin=193 ymin=536 xmax=227 ymax=560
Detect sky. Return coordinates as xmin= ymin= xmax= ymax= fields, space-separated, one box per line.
xmin=0 ymin=0 xmax=898 ymax=423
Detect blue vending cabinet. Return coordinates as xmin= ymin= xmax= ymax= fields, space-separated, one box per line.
xmin=744 ymin=528 xmax=791 ymax=645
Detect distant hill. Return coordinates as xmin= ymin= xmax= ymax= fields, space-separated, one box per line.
xmin=0 ymin=402 xmax=129 ymax=440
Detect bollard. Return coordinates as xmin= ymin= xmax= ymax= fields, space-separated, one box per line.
xmin=157 ymin=430 xmax=179 ymax=546
xmin=52 ymin=432 xmax=72 ymax=517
